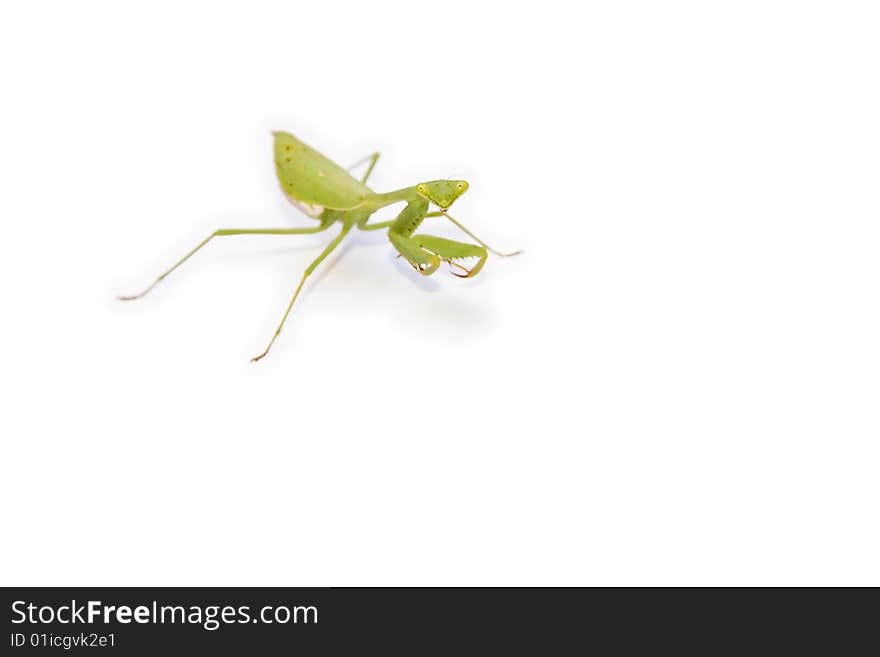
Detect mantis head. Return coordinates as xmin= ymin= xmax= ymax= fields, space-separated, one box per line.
xmin=415 ymin=180 xmax=469 ymax=210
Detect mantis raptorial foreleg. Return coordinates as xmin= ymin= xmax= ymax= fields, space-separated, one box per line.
xmin=411 ymin=234 xmax=488 ymax=278
xmin=384 ymin=197 xmax=491 ymax=277
xmin=250 ymin=224 xmax=352 ymax=362
xmin=118 ymin=224 xmax=332 ymax=300
xmin=347 ymin=152 xmax=381 ymax=184
xmin=388 ymin=229 xmax=488 ymax=278
xmin=388 ymin=231 xmax=441 ymax=275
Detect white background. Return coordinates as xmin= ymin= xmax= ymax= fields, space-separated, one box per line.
xmin=1 ymin=1 xmax=878 ymax=586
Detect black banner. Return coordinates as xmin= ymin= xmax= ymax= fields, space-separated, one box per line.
xmin=1 ymin=588 xmax=874 ymax=653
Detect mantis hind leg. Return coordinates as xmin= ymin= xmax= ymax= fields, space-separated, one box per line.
xmin=390 ymin=232 xmax=487 ymax=278
xmin=347 ymin=152 xmax=381 ymax=184
xmin=118 ymin=223 xmax=332 ymax=300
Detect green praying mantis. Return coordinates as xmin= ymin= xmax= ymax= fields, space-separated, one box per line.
xmin=119 ymin=131 xmax=520 ymax=361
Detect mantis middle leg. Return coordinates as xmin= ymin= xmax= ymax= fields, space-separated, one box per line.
xmin=118 ymin=223 xmax=332 ymax=300
xmin=251 ymin=224 xmax=352 ymax=362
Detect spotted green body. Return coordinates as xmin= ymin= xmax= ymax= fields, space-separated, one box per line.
xmin=119 ymin=131 xmax=519 ymax=361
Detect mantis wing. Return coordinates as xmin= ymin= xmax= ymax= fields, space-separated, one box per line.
xmin=273 ymin=131 xmax=370 ymax=211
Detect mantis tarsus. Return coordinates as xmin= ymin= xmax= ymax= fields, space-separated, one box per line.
xmin=119 ymin=131 xmax=520 ymax=361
